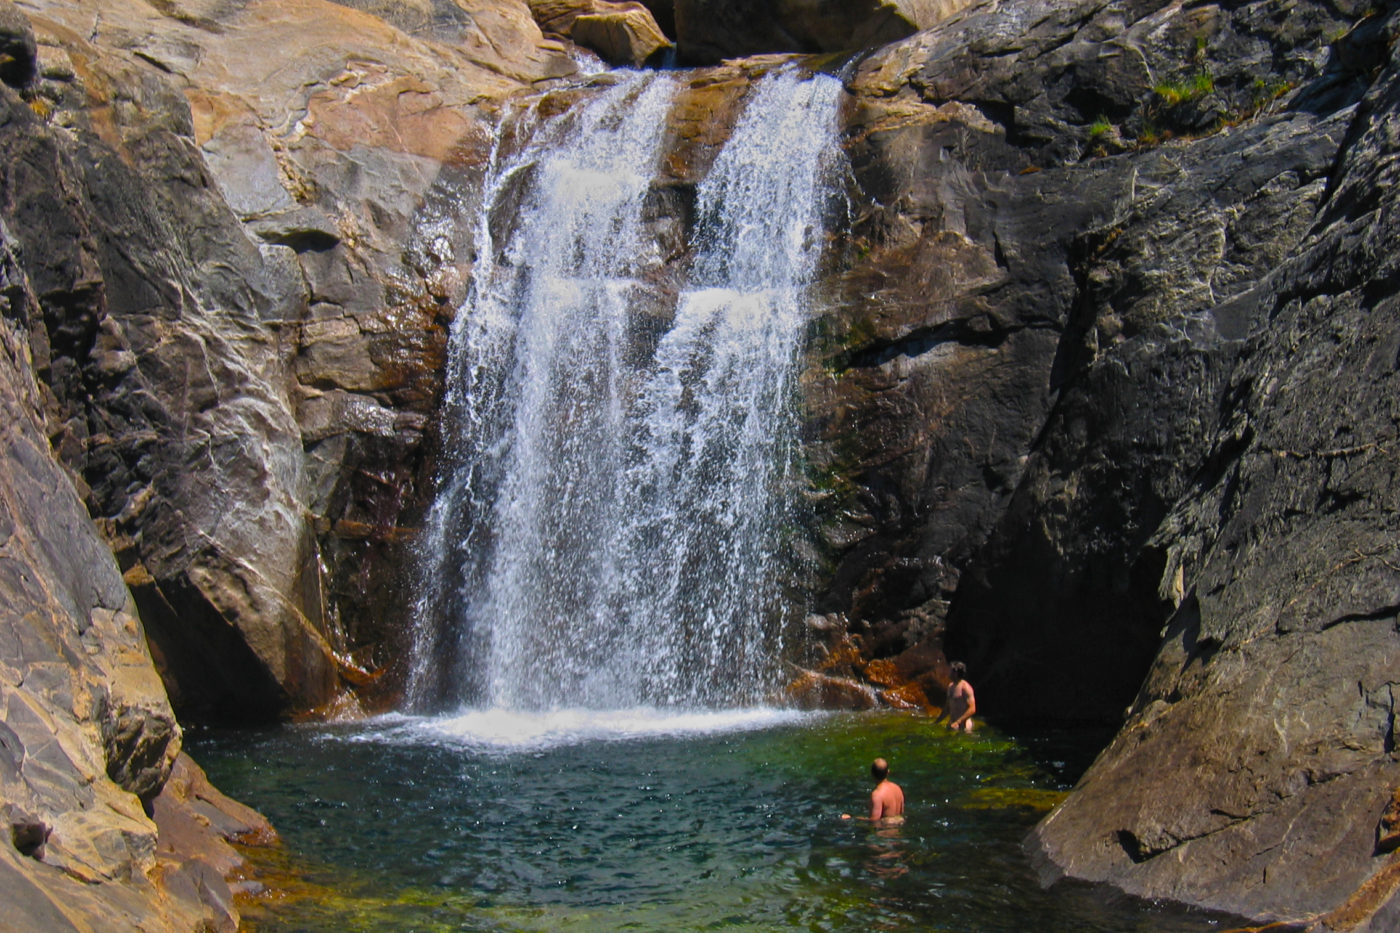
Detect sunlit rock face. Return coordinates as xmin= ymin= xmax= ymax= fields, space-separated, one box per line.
xmin=9 ymin=0 xmax=575 ymax=720
xmin=0 ymin=0 xmax=578 ymax=921
xmin=0 ymin=47 xmax=267 ymax=928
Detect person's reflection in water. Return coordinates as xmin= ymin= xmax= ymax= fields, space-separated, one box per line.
xmin=864 ymin=822 xmax=910 ymax=881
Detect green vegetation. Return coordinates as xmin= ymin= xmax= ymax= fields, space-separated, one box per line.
xmin=1193 ymin=33 xmax=1209 ymax=64
xmin=1087 ymin=116 xmax=1114 ymax=140
xmin=1083 ymin=116 xmax=1120 ymax=159
xmin=1153 ymin=70 xmax=1215 ymax=106
xmin=959 ymin=786 xmax=1070 ymax=812
xmin=1250 ymin=76 xmax=1295 ymax=110
xmin=806 ymin=309 xmax=879 ymax=376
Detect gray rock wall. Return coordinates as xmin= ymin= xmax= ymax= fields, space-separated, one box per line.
xmin=800 ymin=0 xmax=1400 ymax=923
xmin=806 ymin=0 xmax=1386 ymax=719
xmin=1031 ymin=33 xmax=1400 ymax=921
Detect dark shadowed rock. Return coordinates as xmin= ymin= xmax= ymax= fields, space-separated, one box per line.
xmin=0 ymin=0 xmax=35 ymax=88
xmin=1028 ymin=27 xmax=1400 ymax=921
xmin=792 ymin=0 xmax=1400 ymax=923
xmin=806 ymin=0 xmax=1377 ymax=715
xmin=674 ymin=0 xmax=973 ymax=64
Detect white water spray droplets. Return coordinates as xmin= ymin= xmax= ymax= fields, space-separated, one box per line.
xmin=409 ymin=67 xmax=845 ymax=713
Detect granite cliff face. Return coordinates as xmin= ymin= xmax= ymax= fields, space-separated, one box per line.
xmin=2 ymin=0 xmax=1399 ymax=928
xmin=0 ymin=35 xmax=277 ymax=928
xmin=10 ymin=0 xmax=579 ymax=722
xmin=1030 ymin=35 xmax=1400 ymax=924
xmin=804 ymin=0 xmax=1379 ymax=718
xmin=796 ymin=0 xmax=1400 ymax=925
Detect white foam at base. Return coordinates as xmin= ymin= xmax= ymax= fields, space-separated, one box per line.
xmin=344 ymin=707 xmax=817 ymax=752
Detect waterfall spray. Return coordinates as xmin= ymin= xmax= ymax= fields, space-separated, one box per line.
xmin=409 ymin=66 xmax=845 ymax=712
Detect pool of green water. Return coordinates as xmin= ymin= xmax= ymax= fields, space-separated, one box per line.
xmin=189 ymin=709 xmax=1236 ymax=932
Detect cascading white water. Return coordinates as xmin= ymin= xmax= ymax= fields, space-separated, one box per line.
xmin=408 ymin=66 xmax=845 ymax=713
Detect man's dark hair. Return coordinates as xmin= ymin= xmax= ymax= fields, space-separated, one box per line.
xmin=871 ymin=758 xmax=889 ymax=781
xmin=950 ymin=661 xmax=967 ymax=681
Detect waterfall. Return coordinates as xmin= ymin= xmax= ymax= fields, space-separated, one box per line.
xmin=408 ymin=66 xmax=845 ymax=713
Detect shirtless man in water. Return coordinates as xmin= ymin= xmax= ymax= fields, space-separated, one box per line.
xmin=842 ymin=758 xmax=905 ymax=823
xmin=938 ymin=661 xmax=977 ymax=733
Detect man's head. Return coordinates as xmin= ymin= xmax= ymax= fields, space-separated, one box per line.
xmin=950 ymin=661 xmax=967 ymax=682
xmin=871 ymin=758 xmax=889 ymax=782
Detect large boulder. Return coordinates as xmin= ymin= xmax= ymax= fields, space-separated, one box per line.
xmin=529 ymin=0 xmax=673 ymax=65
xmin=574 ymin=6 xmax=672 ymax=66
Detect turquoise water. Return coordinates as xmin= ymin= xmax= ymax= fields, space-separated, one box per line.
xmin=190 ymin=711 xmax=1235 ymax=932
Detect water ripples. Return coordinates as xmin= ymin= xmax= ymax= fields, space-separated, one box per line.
xmin=195 ymin=712 xmax=1240 ymax=932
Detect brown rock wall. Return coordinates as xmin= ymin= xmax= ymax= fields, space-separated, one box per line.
xmin=9 ymin=0 xmax=578 ymax=719
xmin=0 ymin=75 xmax=254 ymax=927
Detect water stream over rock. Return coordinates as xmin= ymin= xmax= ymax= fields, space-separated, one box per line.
xmin=408 ymin=67 xmax=844 ymax=712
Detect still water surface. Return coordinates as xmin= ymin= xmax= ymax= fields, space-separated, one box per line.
xmin=190 ymin=711 xmax=1236 ymax=932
